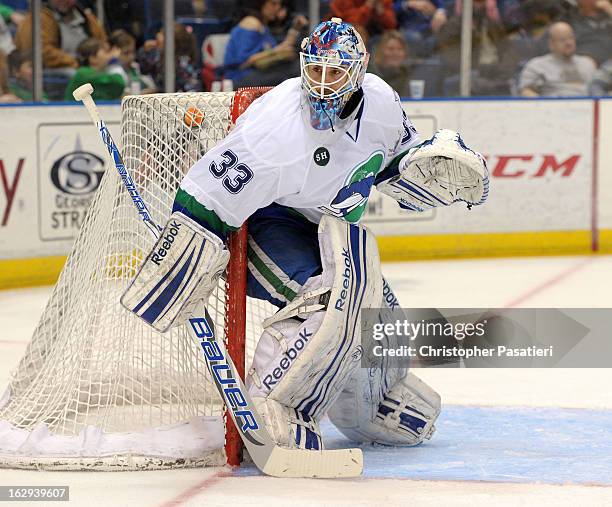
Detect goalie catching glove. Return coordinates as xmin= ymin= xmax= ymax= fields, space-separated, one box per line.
xmin=377 ymin=129 xmax=489 ymax=212
xmin=121 ymin=212 xmax=229 ymax=332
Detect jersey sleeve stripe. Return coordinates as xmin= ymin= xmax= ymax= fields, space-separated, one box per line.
xmin=173 ymin=188 xmax=239 ymax=241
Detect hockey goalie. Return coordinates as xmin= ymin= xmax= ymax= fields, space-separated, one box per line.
xmin=122 ymin=18 xmax=488 ymax=453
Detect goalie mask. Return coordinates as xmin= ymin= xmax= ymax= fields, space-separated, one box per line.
xmin=300 ymin=18 xmax=368 ymax=131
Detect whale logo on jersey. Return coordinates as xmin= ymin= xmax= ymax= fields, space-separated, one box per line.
xmin=328 ymin=175 xmax=375 ymax=217
xmin=319 ymin=152 xmax=384 ymax=223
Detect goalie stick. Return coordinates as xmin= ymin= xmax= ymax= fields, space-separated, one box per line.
xmin=72 ymin=83 xmax=364 ymax=478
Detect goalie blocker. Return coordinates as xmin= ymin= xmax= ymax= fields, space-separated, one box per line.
xmin=121 ymin=212 xmax=229 ymax=332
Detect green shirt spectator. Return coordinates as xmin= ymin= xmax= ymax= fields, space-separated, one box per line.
xmin=65 ymin=65 xmax=125 ymax=100
xmin=65 ymin=37 xmax=125 ymax=101
xmin=0 ymin=3 xmax=24 ymax=25
xmin=0 ymin=4 xmax=14 ymax=23
xmin=109 ymin=29 xmax=156 ymax=95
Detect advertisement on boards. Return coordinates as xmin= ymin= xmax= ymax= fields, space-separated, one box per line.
xmin=364 ymin=100 xmax=594 ymax=237
xmin=37 ymin=125 xmax=108 ymax=241
xmin=0 ymin=104 xmax=120 ymax=259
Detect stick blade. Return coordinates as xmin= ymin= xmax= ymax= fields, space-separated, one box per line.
xmin=262 ymin=447 xmax=363 ymax=478
xmin=73 ymin=83 xmax=94 ymax=101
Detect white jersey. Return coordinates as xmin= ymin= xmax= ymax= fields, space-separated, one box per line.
xmin=179 ymin=74 xmax=420 ymax=229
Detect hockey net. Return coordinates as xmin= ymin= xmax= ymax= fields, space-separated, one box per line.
xmin=0 ymin=89 xmax=275 ymax=470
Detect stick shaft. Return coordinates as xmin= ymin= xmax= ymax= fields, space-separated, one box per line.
xmin=78 ymin=92 xmax=160 ymax=239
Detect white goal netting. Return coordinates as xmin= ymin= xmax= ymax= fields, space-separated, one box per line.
xmin=0 ymin=91 xmax=273 ymax=470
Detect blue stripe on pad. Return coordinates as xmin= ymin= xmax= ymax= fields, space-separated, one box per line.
xmin=141 ymin=245 xmax=195 ymax=324
xmin=398 ymin=412 xmax=426 ymax=432
xmin=305 ymin=428 xmax=320 ymax=450
xmin=299 ymin=225 xmax=364 ymax=415
xmin=155 ymin=239 xmax=206 ymax=323
xmin=133 ymin=234 xmax=196 ymax=313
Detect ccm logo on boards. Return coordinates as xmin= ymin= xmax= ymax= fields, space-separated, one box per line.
xmin=486 ymin=154 xmax=581 ymax=178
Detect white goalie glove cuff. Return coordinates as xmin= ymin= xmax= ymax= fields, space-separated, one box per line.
xmin=121 ymin=212 xmax=230 ymax=332
xmin=377 ymin=129 xmax=489 ymax=212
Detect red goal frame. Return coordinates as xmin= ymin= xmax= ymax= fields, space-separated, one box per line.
xmin=224 ymin=87 xmax=273 ymax=466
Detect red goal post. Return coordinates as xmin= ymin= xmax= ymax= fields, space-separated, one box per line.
xmin=225 ymin=87 xmax=273 ymax=465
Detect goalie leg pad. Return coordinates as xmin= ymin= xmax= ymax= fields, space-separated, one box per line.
xmin=253 ymin=397 xmax=324 ymax=450
xmin=121 ymin=211 xmax=229 ymax=332
xmin=375 ymin=372 xmax=440 ymax=445
xmin=329 ymin=371 xmax=441 ymax=446
xmin=247 ymin=216 xmax=383 ymax=430
xmin=328 ymin=278 xmax=441 ymax=445
xmin=377 ymin=129 xmax=489 ymax=211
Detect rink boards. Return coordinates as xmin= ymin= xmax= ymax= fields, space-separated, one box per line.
xmin=369 ymin=98 xmax=609 ymax=260
xmin=0 ymin=98 xmax=611 ymax=288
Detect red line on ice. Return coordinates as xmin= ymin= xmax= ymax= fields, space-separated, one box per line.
xmin=156 ymin=469 xmax=230 ymax=507
xmin=503 ymin=257 xmax=593 ymax=308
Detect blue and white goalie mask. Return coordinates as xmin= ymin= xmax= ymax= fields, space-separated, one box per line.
xmin=300 ymin=18 xmax=368 ymax=131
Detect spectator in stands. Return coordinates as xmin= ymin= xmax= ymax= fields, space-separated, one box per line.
xmin=519 ymin=22 xmax=596 ymax=97
xmin=0 ymin=48 xmax=20 ymax=102
xmin=15 ymin=0 xmax=106 ymax=70
xmin=590 ymin=58 xmax=612 ymax=95
xmin=330 ymin=0 xmax=397 ymax=40
xmin=0 ymin=3 xmax=24 ymax=55
xmin=109 ymin=29 xmax=156 ymax=95
xmin=0 ymin=11 xmax=14 ymax=55
xmin=223 ymin=0 xmax=307 ymax=88
xmin=505 ymin=0 xmax=560 ymax=65
xmin=368 ymin=30 xmax=412 ymax=94
xmin=64 ymin=37 xmax=125 ymax=100
xmin=102 ymin=1 xmax=148 ymax=45
xmin=0 ymin=2 xmax=24 ymax=55
xmin=138 ymin=23 xmax=201 ymax=92
xmin=269 ymin=0 xmax=309 ymax=44
xmin=564 ymin=0 xmax=612 ymax=66
xmin=192 ymin=0 xmax=206 ymax=17
xmin=496 ymin=0 xmax=523 ymax=30
xmin=0 ymin=2 xmax=25 ymax=27
xmin=207 ymin=0 xmax=240 ymax=20
xmin=394 ymin=0 xmax=447 ymax=56
xmin=7 ymin=49 xmax=47 ymax=100
xmin=436 ymin=0 xmax=511 ymax=95
xmin=502 ymin=0 xmax=561 ymax=94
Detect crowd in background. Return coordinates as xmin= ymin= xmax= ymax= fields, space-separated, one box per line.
xmin=0 ymin=0 xmax=611 ymax=103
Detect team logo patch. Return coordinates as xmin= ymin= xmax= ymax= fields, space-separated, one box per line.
xmin=314 ymin=147 xmax=330 ymax=166
xmin=318 ymin=151 xmax=384 ymax=223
